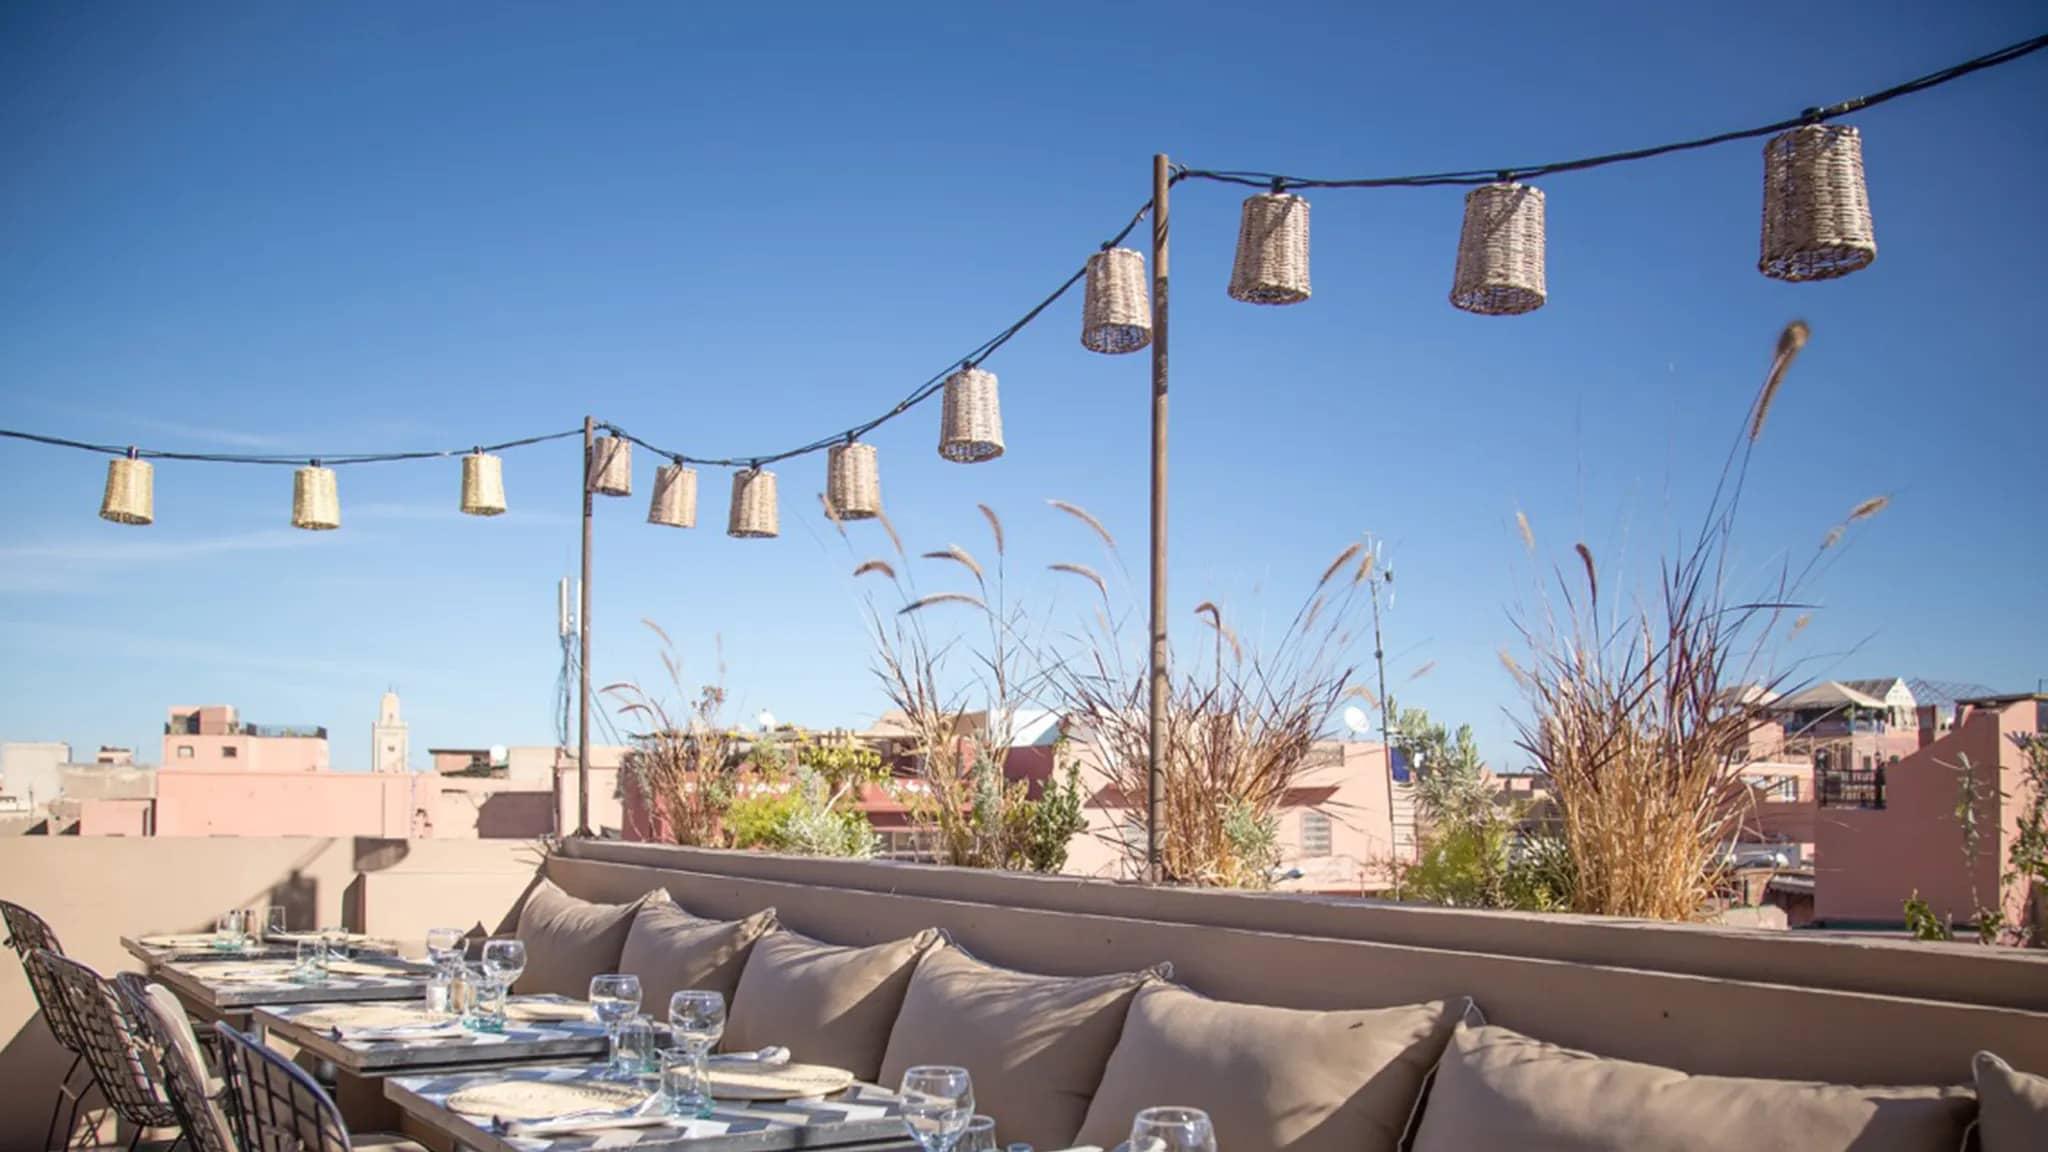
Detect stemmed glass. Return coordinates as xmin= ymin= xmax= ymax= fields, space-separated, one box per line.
xmin=666 ymin=991 xmax=727 ymax=1117
xmin=1129 ymin=1107 xmax=1217 ymax=1152
xmin=898 ymin=1066 xmax=974 ymax=1152
xmin=425 ymin=927 xmax=465 ymax=970
xmin=588 ymin=974 xmax=643 ymax=1079
xmin=481 ymin=938 xmax=526 ymax=995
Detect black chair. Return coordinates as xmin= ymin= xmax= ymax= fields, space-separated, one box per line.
xmin=114 ymin=973 xmax=237 ymax=1152
xmin=2 ymin=900 xmax=97 ymax=1151
xmin=213 ymin=1022 xmax=425 ymax=1152
xmin=30 ymin=949 xmax=181 ymax=1151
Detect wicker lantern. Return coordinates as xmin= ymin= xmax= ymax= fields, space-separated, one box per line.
xmin=1227 ymin=191 xmax=1310 ymax=304
xmin=1760 ymin=123 xmax=1875 ymax=282
xmin=648 ymin=461 xmax=698 ymax=528
xmin=292 ymin=463 xmax=340 ymax=531
xmin=459 ymin=451 xmax=506 ymax=516
xmin=99 ymin=451 xmax=153 ymax=526
xmin=1451 ymin=181 xmax=1547 ymax=316
xmin=1081 ymin=247 xmax=1151 ymax=353
xmin=826 ymin=441 xmax=882 ymax=520
xmin=728 ymin=466 xmax=779 ymax=538
xmin=938 ymin=366 xmax=1004 ymax=463
xmin=588 ymin=432 xmax=632 ymax=497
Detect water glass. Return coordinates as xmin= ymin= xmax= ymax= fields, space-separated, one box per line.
xmin=292 ymin=937 xmax=326 ymax=983
xmin=616 ymin=1014 xmax=658 ymax=1079
xmin=425 ymin=965 xmax=455 ymax=1018
xmin=319 ymin=926 xmax=352 ymax=962
xmin=589 ymin=974 xmax=643 ymax=1079
xmin=662 ymin=1047 xmax=713 ymax=1118
xmin=960 ymin=1114 xmax=998 ymax=1152
xmin=481 ymin=937 xmax=526 ymax=991
xmin=425 ymin=927 xmax=465 ymax=970
xmin=465 ymin=969 xmax=507 ymax=1033
xmin=1129 ymin=1107 xmax=1216 ymax=1152
xmin=214 ymin=910 xmax=246 ymax=950
xmin=263 ymin=907 xmax=288 ymax=942
xmin=899 ymin=1065 xmax=974 ymax=1152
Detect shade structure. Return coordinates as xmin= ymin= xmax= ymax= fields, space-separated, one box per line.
xmin=292 ymin=465 xmax=339 ymax=530
xmin=1227 ymin=192 xmax=1310 ymax=304
xmin=826 ymin=441 xmax=881 ymax=520
xmin=1760 ymin=124 xmax=1875 ymax=282
xmin=99 ymin=455 xmax=153 ymax=526
xmin=589 ymin=433 xmax=632 ymax=497
xmin=1451 ymin=182 xmax=1547 ymax=316
xmin=1080 ymin=247 xmax=1152 ymax=354
xmin=938 ymin=367 xmax=1004 ymax=463
xmin=728 ymin=467 xmax=779 ymax=538
xmin=460 ymin=451 xmax=506 ymax=516
xmin=648 ymin=462 xmax=698 ymax=528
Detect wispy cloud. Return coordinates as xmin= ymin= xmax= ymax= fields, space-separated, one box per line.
xmin=0 ymin=530 xmax=317 ymax=592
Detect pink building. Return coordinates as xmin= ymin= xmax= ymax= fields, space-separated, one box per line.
xmin=161 ymin=705 xmax=329 ymax=772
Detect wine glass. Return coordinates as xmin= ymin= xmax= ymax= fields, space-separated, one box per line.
xmin=425 ymin=927 xmax=465 ymax=971
xmin=1129 ymin=1107 xmax=1216 ymax=1152
xmin=588 ymin=974 xmax=643 ymax=1079
xmin=481 ymin=937 xmax=526 ymax=993
xmin=898 ymin=1066 xmax=974 ymax=1152
xmin=666 ymin=990 xmax=727 ymax=1117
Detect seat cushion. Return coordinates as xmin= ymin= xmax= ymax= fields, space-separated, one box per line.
xmin=139 ymin=983 xmax=234 ymax=1133
xmin=1975 ymin=1051 xmax=2048 ymax=1151
xmin=1409 ymin=1020 xmax=1974 ymax=1152
xmin=1076 ymin=985 xmax=1463 ymax=1152
xmin=724 ymin=928 xmax=941 ymax=1081
xmin=878 ymin=946 xmax=1164 ymax=1152
xmin=351 ymin=1135 xmax=429 ymax=1152
xmin=617 ymin=900 xmax=777 ymax=1018
xmin=513 ymin=878 xmax=668 ymax=997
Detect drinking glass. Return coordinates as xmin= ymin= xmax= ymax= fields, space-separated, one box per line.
xmin=263 ymin=907 xmax=288 ymax=942
xmin=214 ymin=910 xmax=245 ymax=951
xmin=961 ymin=1115 xmax=998 ymax=1152
xmin=667 ymin=991 xmax=726 ymax=1118
xmin=425 ymin=927 xmax=465 ymax=970
xmin=319 ymin=926 xmax=352 ymax=963
xmin=615 ymin=1014 xmax=657 ymax=1079
xmin=465 ymin=969 xmax=507 ymax=1033
xmin=588 ymin=974 xmax=643 ymax=1079
xmin=1129 ymin=1107 xmax=1216 ymax=1152
xmin=292 ymin=937 xmax=325 ymax=983
xmin=480 ymin=937 xmax=526 ymax=992
xmin=661 ymin=1048 xmax=703 ymax=1116
xmin=898 ymin=1066 xmax=974 ymax=1152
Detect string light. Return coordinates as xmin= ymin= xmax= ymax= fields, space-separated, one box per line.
xmin=99 ymin=448 xmax=152 ymax=526
xmin=648 ymin=459 xmax=698 ymax=528
xmin=1451 ymin=179 xmax=1547 ymax=315
xmin=460 ymin=450 xmax=507 ymax=516
xmin=826 ymin=440 xmax=882 ymax=520
xmin=728 ymin=466 xmax=779 ymax=538
xmin=291 ymin=461 xmax=339 ymax=531
xmin=588 ymin=432 xmax=632 ymax=497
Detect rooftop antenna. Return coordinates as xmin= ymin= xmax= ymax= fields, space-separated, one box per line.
xmin=554 ymin=576 xmax=577 ymax=751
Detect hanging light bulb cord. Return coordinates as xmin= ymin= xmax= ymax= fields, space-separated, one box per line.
xmin=0 ymin=31 xmax=2041 ymax=470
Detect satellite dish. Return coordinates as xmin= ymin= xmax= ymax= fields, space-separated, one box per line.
xmin=488 ymin=745 xmax=508 ymax=767
xmin=1342 ymin=705 xmax=1371 ymax=734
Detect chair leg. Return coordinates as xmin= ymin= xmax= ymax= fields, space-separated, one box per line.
xmin=46 ymin=1055 xmax=85 ymax=1152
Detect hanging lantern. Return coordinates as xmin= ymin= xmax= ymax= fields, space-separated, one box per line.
xmin=99 ymin=450 xmax=153 ymax=526
xmin=589 ymin=432 xmax=632 ymax=497
xmin=1760 ymin=123 xmax=1875 ymax=282
xmin=292 ymin=462 xmax=340 ymax=531
xmin=648 ymin=460 xmax=698 ymax=528
xmin=825 ymin=441 xmax=882 ymax=520
xmin=459 ymin=450 xmax=506 ymax=516
xmin=1227 ymin=189 xmax=1310 ymax=304
xmin=1080 ymin=247 xmax=1152 ymax=354
xmin=938 ymin=366 xmax=1004 ymax=463
xmin=1451 ymin=181 xmax=1547 ymax=316
xmin=728 ymin=466 xmax=779 ymax=538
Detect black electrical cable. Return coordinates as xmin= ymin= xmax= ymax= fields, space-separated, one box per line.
xmin=0 ymin=426 xmax=585 ymax=466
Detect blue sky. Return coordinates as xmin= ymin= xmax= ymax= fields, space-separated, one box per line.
xmin=2 ymin=2 xmax=2043 ymax=771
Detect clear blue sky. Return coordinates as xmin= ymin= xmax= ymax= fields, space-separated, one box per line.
xmin=2 ymin=2 xmax=2043 ymax=771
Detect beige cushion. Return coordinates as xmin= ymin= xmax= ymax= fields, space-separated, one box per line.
xmin=513 ymin=878 xmax=667 ymax=997
xmin=139 ymin=983 xmax=232 ymax=1132
xmin=725 ymin=928 xmax=941 ymax=1081
xmin=1975 ymin=1051 xmax=2048 ymax=1151
xmin=617 ymin=899 xmax=777 ymax=1018
xmin=878 ymin=946 xmax=1164 ymax=1152
xmin=1410 ymin=1020 xmax=1974 ymax=1152
xmin=1076 ymin=985 xmax=1461 ymax=1152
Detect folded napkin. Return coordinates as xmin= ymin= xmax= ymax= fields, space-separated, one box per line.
xmin=496 ymin=1097 xmax=670 ymax=1137
xmin=710 ymin=1046 xmax=790 ymax=1068
xmin=334 ymin=1023 xmax=470 ymax=1042
xmin=504 ymin=1001 xmax=594 ymax=1022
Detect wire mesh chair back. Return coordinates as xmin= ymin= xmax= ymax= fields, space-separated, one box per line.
xmin=1 ymin=900 xmax=86 ymax=1054
xmin=1 ymin=898 xmax=62 ymax=958
xmin=32 ymin=949 xmax=181 ymax=1129
xmin=215 ymin=1021 xmax=357 ymax=1152
xmin=116 ymin=973 xmax=238 ymax=1152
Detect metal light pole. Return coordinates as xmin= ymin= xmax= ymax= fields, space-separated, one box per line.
xmin=576 ymin=415 xmax=595 ymax=837
xmin=1146 ymin=153 xmax=1171 ymax=884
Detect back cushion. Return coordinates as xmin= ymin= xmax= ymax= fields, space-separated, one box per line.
xmin=1410 ymin=1020 xmax=1975 ymax=1152
xmin=617 ymin=899 xmax=777 ymax=1018
xmin=513 ymin=878 xmax=664 ymax=997
xmin=1076 ymin=985 xmax=1462 ymax=1152
xmin=878 ymin=947 xmax=1162 ymax=1151
xmin=725 ymin=928 xmax=941 ymax=1081
xmin=1975 ymin=1051 xmax=2048 ymax=1151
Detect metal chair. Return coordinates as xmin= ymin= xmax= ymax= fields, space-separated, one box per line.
xmin=2 ymin=900 xmax=96 ymax=1151
xmin=212 ymin=1023 xmax=426 ymax=1152
xmin=114 ymin=973 xmax=236 ymax=1152
xmin=30 ymin=949 xmax=181 ymax=1150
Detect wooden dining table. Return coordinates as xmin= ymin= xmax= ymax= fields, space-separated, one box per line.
xmin=151 ymin=953 xmax=434 ymax=1028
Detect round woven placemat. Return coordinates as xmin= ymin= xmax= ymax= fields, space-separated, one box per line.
xmin=446 ymin=1079 xmax=647 ymax=1121
xmin=294 ymin=1004 xmax=438 ymax=1031
xmin=705 ymin=1063 xmax=854 ymax=1101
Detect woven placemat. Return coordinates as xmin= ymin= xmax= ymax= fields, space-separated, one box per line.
xmin=294 ymin=1004 xmax=438 ymax=1031
xmin=704 ymin=1063 xmax=854 ymax=1101
xmin=446 ymin=1079 xmax=648 ymax=1121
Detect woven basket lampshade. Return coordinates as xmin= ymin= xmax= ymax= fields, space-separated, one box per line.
xmin=1227 ymin=192 xmax=1311 ymax=304
xmin=647 ymin=462 xmax=698 ymax=528
xmin=1080 ymin=247 xmax=1151 ymax=353
xmin=459 ymin=451 xmax=506 ymax=516
xmin=1451 ymin=182 xmax=1547 ymax=316
xmin=1760 ymin=124 xmax=1875 ymax=282
xmin=826 ymin=441 xmax=882 ymax=520
xmin=938 ymin=367 xmax=1004 ymax=463
xmin=728 ymin=467 xmax=779 ymax=539
xmin=588 ymin=433 xmax=632 ymax=497
xmin=292 ymin=464 xmax=340 ymax=531
xmin=99 ymin=454 xmax=153 ymax=526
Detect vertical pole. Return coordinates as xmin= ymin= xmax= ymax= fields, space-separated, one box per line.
xmin=577 ymin=416 xmax=595 ymax=837
xmin=1370 ymin=574 xmax=1397 ymax=857
xmin=1146 ymin=153 xmax=1170 ymax=884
